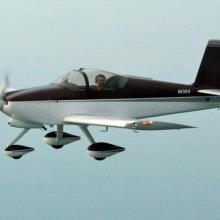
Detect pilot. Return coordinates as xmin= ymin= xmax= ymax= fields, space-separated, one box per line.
xmin=95 ymin=74 xmax=106 ymax=90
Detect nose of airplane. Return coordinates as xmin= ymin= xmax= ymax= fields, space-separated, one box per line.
xmin=4 ymin=86 xmax=51 ymax=102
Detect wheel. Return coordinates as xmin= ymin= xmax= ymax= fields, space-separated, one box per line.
xmin=12 ymin=156 xmax=22 ymax=159
xmin=94 ymin=157 xmax=106 ymax=161
xmin=51 ymin=145 xmax=63 ymax=149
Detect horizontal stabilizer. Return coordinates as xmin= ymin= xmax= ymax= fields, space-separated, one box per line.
xmin=64 ymin=115 xmax=195 ymax=130
xmin=198 ymin=89 xmax=220 ymax=96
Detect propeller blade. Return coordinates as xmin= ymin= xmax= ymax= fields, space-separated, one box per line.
xmin=0 ymin=74 xmax=10 ymax=98
xmin=0 ymin=74 xmax=10 ymax=110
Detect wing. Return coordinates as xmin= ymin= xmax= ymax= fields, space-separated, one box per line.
xmin=63 ymin=115 xmax=195 ymax=130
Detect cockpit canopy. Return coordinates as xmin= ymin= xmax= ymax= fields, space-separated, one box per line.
xmin=53 ymin=68 xmax=128 ymax=91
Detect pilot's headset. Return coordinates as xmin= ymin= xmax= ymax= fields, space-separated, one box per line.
xmin=95 ymin=74 xmax=106 ymax=83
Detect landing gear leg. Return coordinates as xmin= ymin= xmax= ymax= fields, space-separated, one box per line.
xmin=8 ymin=128 xmax=30 ymax=146
xmin=52 ymin=125 xmax=64 ymax=149
xmin=56 ymin=125 xmax=63 ymax=143
xmin=79 ymin=125 xmax=95 ymax=144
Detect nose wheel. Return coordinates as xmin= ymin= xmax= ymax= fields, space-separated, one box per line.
xmin=5 ymin=144 xmax=34 ymax=159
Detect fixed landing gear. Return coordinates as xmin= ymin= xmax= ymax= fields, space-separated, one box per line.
xmin=4 ymin=124 xmax=125 ymax=161
xmin=44 ymin=125 xmax=80 ymax=149
xmin=79 ymin=126 xmax=125 ymax=161
xmin=5 ymin=144 xmax=34 ymax=159
xmin=4 ymin=128 xmax=34 ymax=159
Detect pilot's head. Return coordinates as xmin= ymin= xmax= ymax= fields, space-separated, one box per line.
xmin=95 ymin=74 xmax=106 ymax=90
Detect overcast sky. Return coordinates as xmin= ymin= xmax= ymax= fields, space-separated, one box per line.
xmin=0 ymin=0 xmax=220 ymax=219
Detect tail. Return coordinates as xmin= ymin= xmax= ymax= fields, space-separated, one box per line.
xmin=194 ymin=40 xmax=220 ymax=88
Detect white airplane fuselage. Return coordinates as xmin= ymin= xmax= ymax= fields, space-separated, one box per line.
xmin=3 ymin=96 xmax=220 ymax=125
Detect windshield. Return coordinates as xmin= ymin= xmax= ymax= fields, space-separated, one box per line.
xmin=53 ymin=68 xmax=128 ymax=91
xmin=53 ymin=70 xmax=86 ymax=91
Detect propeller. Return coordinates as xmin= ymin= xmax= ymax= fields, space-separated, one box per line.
xmin=0 ymin=74 xmax=10 ymax=110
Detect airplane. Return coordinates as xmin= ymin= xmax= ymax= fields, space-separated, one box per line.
xmin=1 ymin=39 xmax=220 ymax=160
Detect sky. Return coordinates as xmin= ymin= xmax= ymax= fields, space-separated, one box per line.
xmin=0 ymin=0 xmax=220 ymax=219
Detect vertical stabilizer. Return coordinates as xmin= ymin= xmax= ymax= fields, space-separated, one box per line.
xmin=194 ymin=40 xmax=220 ymax=88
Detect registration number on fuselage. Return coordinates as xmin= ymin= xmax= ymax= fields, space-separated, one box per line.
xmin=177 ymin=89 xmax=191 ymax=94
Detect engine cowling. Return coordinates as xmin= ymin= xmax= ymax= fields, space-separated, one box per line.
xmin=87 ymin=142 xmax=125 ymax=160
xmin=4 ymin=145 xmax=34 ymax=159
xmin=44 ymin=131 xmax=80 ymax=149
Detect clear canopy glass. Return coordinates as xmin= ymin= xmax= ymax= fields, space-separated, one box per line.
xmin=53 ymin=68 xmax=128 ymax=91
